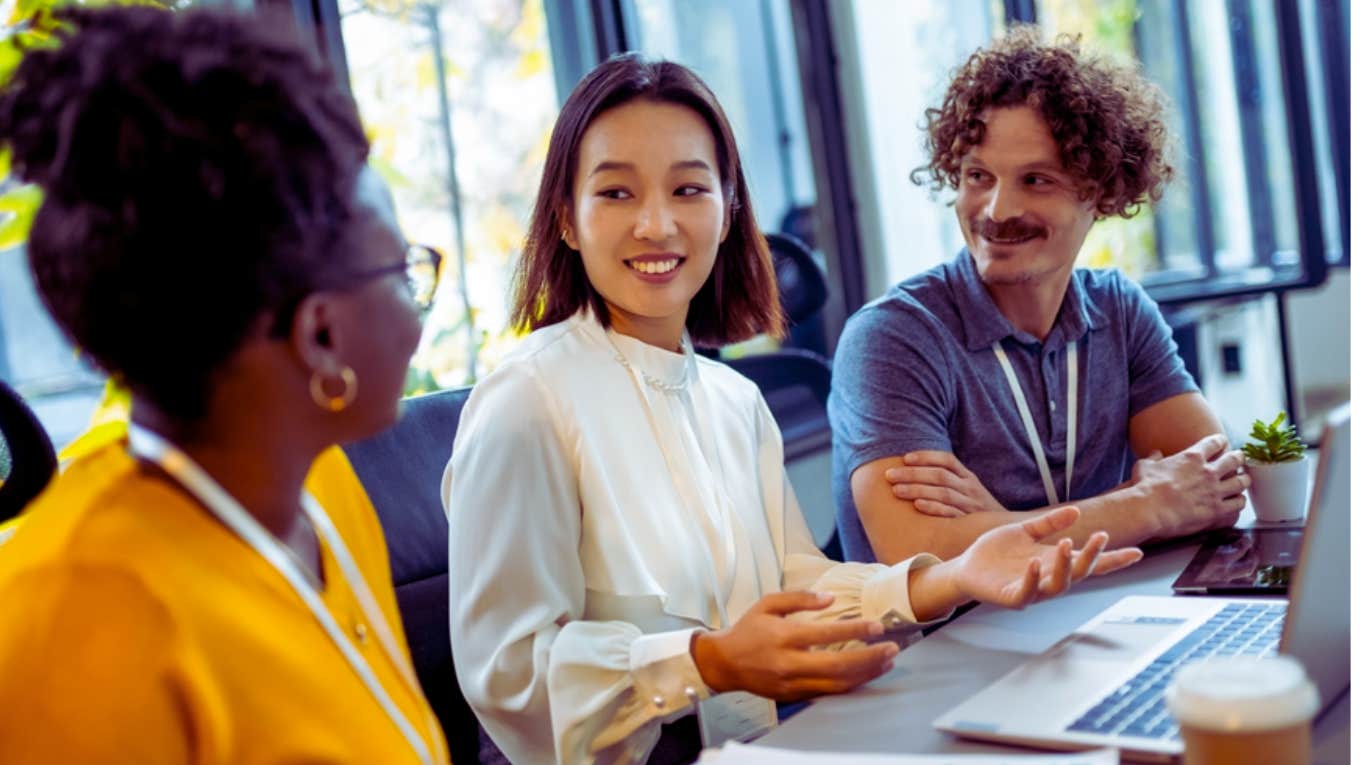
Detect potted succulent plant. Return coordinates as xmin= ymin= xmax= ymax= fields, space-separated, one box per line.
xmin=1242 ymin=412 xmax=1309 ymax=523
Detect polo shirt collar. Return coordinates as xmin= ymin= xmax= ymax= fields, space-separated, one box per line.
xmin=947 ymin=248 xmax=1110 ymax=351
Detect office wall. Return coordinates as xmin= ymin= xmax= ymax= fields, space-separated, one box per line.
xmin=1283 ymin=269 xmax=1351 ymax=435
xmin=1195 ymin=270 xmax=1349 ymax=445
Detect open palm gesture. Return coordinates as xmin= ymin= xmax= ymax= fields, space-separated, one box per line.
xmin=949 ymin=506 xmax=1143 ymax=609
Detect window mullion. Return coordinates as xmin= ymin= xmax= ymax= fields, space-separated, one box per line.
xmin=1169 ymin=0 xmax=1220 ymax=278
xmin=1317 ymin=0 xmax=1350 ymax=263
xmin=1273 ymin=0 xmax=1328 ymax=285
xmin=1225 ymin=0 xmax=1277 ymax=268
xmin=1003 ymin=0 xmax=1037 ymax=24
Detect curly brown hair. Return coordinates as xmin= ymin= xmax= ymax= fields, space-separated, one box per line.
xmin=913 ymin=25 xmax=1173 ymax=219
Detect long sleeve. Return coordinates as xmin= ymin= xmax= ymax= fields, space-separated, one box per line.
xmin=444 ymin=363 xmax=709 ymax=765
xmin=754 ymin=399 xmax=949 ymax=632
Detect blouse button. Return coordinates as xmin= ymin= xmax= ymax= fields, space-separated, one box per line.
xmin=652 ymin=695 xmax=665 ymax=709
xmin=354 ymin=622 xmax=369 ymax=645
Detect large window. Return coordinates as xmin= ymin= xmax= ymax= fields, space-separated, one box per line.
xmin=336 ymin=0 xmax=563 ymax=392
xmin=5 ymin=0 xmax=1345 ymax=444
xmin=1297 ymin=0 xmax=1349 ymax=265
xmin=631 ymin=0 xmax=817 ymax=241
xmin=631 ymin=0 xmax=826 ymax=352
xmin=0 ymin=0 xmax=196 ymax=449
xmin=332 ymin=0 xmax=833 ymax=371
xmin=834 ymin=0 xmax=1343 ymax=306
xmin=827 ymin=0 xmax=998 ymax=294
xmin=1037 ymin=0 xmax=1336 ymax=302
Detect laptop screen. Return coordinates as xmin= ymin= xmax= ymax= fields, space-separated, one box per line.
xmin=1281 ymin=404 xmax=1350 ymax=710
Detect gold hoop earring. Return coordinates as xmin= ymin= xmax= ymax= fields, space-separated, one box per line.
xmin=309 ymin=366 xmax=358 ymax=413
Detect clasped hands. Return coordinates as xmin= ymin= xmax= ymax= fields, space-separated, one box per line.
xmin=690 ymin=505 xmax=1141 ymax=702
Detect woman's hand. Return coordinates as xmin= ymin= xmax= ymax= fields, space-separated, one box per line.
xmin=690 ymin=592 xmax=899 ymax=702
xmin=908 ymin=506 xmax=1144 ymax=618
xmin=947 ymin=506 xmax=1144 ymax=608
xmin=885 ymin=451 xmax=1007 ymax=518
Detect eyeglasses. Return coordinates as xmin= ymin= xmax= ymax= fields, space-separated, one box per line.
xmin=350 ymin=244 xmax=443 ymax=312
xmin=267 ymin=244 xmax=444 ymax=338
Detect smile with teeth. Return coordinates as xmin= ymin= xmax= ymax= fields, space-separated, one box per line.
xmin=627 ymin=258 xmax=681 ymax=274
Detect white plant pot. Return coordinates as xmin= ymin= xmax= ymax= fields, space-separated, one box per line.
xmin=1245 ymin=455 xmax=1310 ymax=523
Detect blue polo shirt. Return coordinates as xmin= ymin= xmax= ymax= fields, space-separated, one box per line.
xmin=829 ymin=249 xmax=1197 ymax=563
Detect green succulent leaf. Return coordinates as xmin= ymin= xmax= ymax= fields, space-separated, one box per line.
xmin=1242 ymin=411 xmax=1305 ymax=463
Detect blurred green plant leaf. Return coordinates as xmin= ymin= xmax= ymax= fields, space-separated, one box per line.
xmin=0 ymin=182 xmax=42 ymax=249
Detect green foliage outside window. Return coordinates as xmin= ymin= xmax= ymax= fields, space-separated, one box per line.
xmin=0 ymin=0 xmax=183 ymax=250
xmin=1038 ymin=0 xmax=1160 ymax=279
xmin=338 ymin=0 xmax=557 ymax=394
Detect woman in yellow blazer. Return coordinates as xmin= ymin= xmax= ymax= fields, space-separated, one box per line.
xmin=0 ymin=6 xmax=449 ymax=763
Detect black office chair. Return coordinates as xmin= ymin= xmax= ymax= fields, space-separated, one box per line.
xmin=766 ymin=231 xmax=829 ymax=357
xmin=0 ymin=378 xmax=57 ymax=524
xmin=728 ymin=232 xmax=842 ymax=560
xmin=341 ymin=387 xmax=488 ymax=764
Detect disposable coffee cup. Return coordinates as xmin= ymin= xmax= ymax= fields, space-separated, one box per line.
xmin=1165 ymin=655 xmax=1318 ymax=765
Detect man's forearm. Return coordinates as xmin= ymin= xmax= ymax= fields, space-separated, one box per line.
xmin=1036 ymin=483 xmax=1165 ymax=548
xmin=861 ymin=481 xmax=1165 ymax=564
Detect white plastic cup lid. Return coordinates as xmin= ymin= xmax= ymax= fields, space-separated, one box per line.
xmin=1165 ymin=655 xmax=1319 ymax=732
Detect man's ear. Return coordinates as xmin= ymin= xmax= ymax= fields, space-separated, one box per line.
xmin=289 ymin=292 xmax=346 ymax=375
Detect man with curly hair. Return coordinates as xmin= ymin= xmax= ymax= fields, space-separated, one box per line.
xmin=830 ymin=27 xmax=1249 ymax=564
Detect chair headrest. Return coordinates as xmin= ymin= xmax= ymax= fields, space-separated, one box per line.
xmin=0 ymin=379 xmax=57 ymax=523
xmin=342 ymin=386 xmax=472 ymax=585
xmin=766 ymin=232 xmax=828 ymax=325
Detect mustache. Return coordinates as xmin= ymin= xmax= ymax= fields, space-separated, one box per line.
xmin=971 ymin=217 xmax=1044 ymax=241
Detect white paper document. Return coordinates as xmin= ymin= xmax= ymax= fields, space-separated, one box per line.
xmin=699 ymin=743 xmax=1119 ymax=765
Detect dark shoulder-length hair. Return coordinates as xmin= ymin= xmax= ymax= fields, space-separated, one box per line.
xmin=510 ymin=53 xmax=783 ymax=347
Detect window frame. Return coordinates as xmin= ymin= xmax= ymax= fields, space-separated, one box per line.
xmin=288 ymin=0 xmax=1345 ymax=343
xmin=1314 ymin=0 xmax=1349 ymax=265
xmin=1020 ymin=0 xmax=1335 ymax=305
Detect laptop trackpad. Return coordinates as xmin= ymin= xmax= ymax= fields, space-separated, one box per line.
xmin=1051 ymin=617 xmax=1187 ymax=663
xmin=945 ymin=617 xmax=1187 ymax=730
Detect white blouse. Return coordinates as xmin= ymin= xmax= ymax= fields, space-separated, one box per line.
xmin=443 ymin=313 xmax=944 ymax=765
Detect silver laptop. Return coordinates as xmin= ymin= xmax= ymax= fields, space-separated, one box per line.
xmin=934 ymin=404 xmax=1350 ymax=762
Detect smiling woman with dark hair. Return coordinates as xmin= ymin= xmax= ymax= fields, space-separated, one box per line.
xmin=444 ymin=53 xmax=1142 ymax=765
xmin=0 ymin=7 xmax=448 ymax=762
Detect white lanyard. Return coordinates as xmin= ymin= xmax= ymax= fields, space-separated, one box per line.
xmin=991 ymin=341 xmax=1078 ymax=506
xmin=126 ymin=424 xmax=444 ymax=765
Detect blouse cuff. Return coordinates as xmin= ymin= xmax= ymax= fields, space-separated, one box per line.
xmin=862 ymin=553 xmax=952 ymax=629
xmin=629 ymin=627 xmax=710 ymax=721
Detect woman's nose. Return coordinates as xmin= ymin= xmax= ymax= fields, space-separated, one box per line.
xmin=634 ymin=198 xmax=677 ymax=241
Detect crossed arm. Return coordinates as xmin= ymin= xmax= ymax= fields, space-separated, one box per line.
xmin=853 ymin=392 xmax=1250 ymax=564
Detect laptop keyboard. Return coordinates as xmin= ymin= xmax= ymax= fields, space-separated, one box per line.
xmin=1065 ymin=601 xmax=1286 ymax=741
